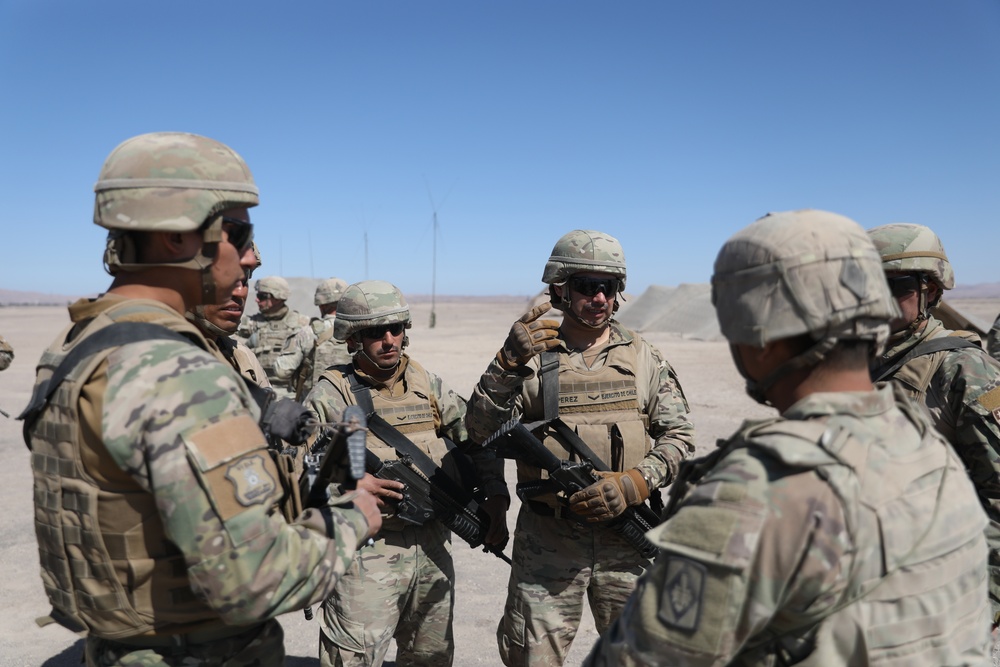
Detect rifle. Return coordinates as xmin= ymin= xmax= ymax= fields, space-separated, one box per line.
xmin=482 ymin=418 xmax=660 ymax=560
xmin=297 ymin=405 xmax=369 ymax=620
xmin=366 ymin=449 xmax=511 ymax=564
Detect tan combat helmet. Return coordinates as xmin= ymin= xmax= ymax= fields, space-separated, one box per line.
xmin=713 ymin=210 xmax=900 ymax=401
xmin=542 ymin=229 xmax=627 ymax=315
xmin=867 ymin=223 xmax=953 ymax=320
xmin=315 ymin=277 xmax=349 ymax=306
xmin=256 ymin=276 xmax=291 ymax=301
xmin=334 ymin=280 xmax=411 ymax=342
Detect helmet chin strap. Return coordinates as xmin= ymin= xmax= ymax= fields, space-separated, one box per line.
xmin=730 ymin=338 xmax=837 ymax=407
xmin=890 ymin=279 xmax=932 ymax=343
xmin=185 ymin=307 xmax=231 ymax=339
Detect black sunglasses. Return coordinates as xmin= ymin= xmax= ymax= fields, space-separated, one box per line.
xmin=360 ymin=322 xmax=406 ymax=339
xmin=886 ymin=274 xmax=921 ymax=298
xmin=569 ymin=276 xmax=620 ymax=298
xmin=256 ymin=292 xmax=274 ymax=300
xmin=221 ymin=216 xmax=255 ymax=253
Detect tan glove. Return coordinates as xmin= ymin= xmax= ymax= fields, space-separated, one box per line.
xmin=496 ymin=302 xmax=561 ymax=371
xmin=568 ymin=469 xmax=649 ymax=523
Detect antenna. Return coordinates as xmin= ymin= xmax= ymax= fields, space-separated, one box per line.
xmin=308 ymin=229 xmax=315 ymax=278
xmin=424 ymin=177 xmax=456 ymax=330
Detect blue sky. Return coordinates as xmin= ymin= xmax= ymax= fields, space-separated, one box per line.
xmin=2 ymin=1 xmax=998 ymax=298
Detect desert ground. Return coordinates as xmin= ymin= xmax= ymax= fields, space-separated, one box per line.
xmin=1 ymin=294 xmax=998 ymax=666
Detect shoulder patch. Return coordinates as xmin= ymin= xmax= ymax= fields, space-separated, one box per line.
xmin=978 ymin=385 xmax=1000 ymax=424
xmin=225 ymin=454 xmax=277 ymax=507
xmin=658 ymin=556 xmax=706 ymax=631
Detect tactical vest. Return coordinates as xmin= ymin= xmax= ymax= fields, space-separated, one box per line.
xmin=660 ymin=389 xmax=989 ymax=666
xmin=295 ymin=317 xmax=352 ymax=401
xmin=217 ymin=335 xmax=270 ymax=388
xmin=246 ymin=307 xmax=309 ymax=385
xmin=27 ymin=300 xmax=230 ymax=639
xmin=517 ymin=341 xmax=649 ymax=486
xmin=875 ymin=328 xmax=980 ymax=444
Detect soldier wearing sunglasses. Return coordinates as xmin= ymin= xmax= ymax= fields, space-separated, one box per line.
xmin=237 ymin=274 xmax=310 ymax=398
xmin=304 ymin=280 xmax=509 ymax=667
xmin=466 ymin=229 xmax=695 ymax=667
xmin=868 ymin=222 xmax=1000 ymax=625
xmin=21 ymin=132 xmax=381 ymax=666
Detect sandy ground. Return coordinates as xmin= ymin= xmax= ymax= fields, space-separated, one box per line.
xmin=1 ymin=297 xmax=998 ymax=666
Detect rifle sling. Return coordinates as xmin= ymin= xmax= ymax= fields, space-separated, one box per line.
xmin=347 ymin=373 xmax=478 ymax=509
xmin=871 ymin=335 xmax=979 ymax=382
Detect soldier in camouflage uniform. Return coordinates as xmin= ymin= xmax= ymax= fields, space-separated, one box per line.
xmin=238 ymin=275 xmax=309 ymax=397
xmin=585 ymin=209 xmax=992 ymax=666
xmin=465 ymin=230 xmax=695 ymax=667
xmin=274 ymin=277 xmax=353 ymax=400
xmin=866 ymin=222 xmax=1000 ymax=624
xmin=0 ymin=334 xmax=12 ymax=371
xmin=989 ymin=313 xmax=1000 ymax=363
xmin=305 ymin=280 xmax=509 ymax=667
xmin=22 ymin=132 xmax=381 ymax=667
xmin=188 ymin=243 xmax=269 ymax=387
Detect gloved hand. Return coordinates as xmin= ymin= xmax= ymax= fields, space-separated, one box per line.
xmin=496 ymin=302 xmax=561 ymax=371
xmin=568 ymin=469 xmax=649 ymax=523
xmin=263 ymin=398 xmax=314 ymax=446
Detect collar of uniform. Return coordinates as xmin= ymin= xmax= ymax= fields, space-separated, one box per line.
xmin=353 ymin=352 xmax=410 ymax=394
xmin=260 ymin=305 xmax=289 ymax=321
xmin=554 ymin=318 xmax=632 ymax=353
xmin=782 ymin=384 xmax=896 ymax=422
xmin=880 ymin=316 xmax=945 ymax=363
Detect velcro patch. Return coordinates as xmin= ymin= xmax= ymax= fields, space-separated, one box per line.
xmin=224 ymin=455 xmax=277 ymax=508
xmin=658 ymin=556 xmax=706 ymax=632
xmin=977 ymin=386 xmax=1000 ymax=425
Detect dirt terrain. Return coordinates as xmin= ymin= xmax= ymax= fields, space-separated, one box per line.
xmin=1 ymin=296 xmax=997 ymax=666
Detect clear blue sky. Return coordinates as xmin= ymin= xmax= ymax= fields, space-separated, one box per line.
xmin=2 ymin=1 xmax=998 ymax=298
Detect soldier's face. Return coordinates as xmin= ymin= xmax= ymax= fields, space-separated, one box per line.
xmin=201 ymin=277 xmax=250 ymax=335
xmin=256 ymin=292 xmax=284 ymax=315
xmin=357 ymin=323 xmax=405 ymax=370
xmin=210 ymin=208 xmax=255 ymax=308
xmin=885 ymin=272 xmax=933 ymax=333
xmin=560 ymin=272 xmax=616 ymax=328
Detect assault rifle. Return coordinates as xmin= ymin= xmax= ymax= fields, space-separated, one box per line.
xmin=297 ymin=405 xmax=369 ymax=621
xmin=366 ymin=448 xmax=511 ymax=564
xmin=482 ymin=418 xmax=660 ymax=560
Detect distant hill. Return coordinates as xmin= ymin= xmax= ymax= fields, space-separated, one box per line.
xmin=949 ymin=283 xmax=1000 ymax=299
xmin=0 ymin=288 xmax=88 ymax=306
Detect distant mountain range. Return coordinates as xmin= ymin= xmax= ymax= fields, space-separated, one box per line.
xmin=2 ymin=281 xmax=998 ymax=307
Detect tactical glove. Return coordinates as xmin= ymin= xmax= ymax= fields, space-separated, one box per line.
xmin=568 ymin=469 xmax=649 ymax=523
xmin=496 ymin=302 xmax=561 ymax=371
xmin=262 ymin=398 xmax=314 ymax=446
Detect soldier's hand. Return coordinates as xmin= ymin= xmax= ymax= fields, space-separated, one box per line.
xmin=352 ymin=490 xmax=383 ymax=540
xmin=263 ymin=398 xmax=313 ymax=446
xmin=496 ymin=302 xmax=561 ymax=371
xmin=481 ymin=495 xmax=510 ymax=547
xmin=569 ymin=469 xmax=649 ymax=523
xmin=357 ymin=473 xmax=405 ymax=508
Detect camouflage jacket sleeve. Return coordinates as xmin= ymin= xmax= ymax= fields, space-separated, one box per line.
xmin=100 ymin=340 xmax=369 ymax=625
xmin=583 ymin=446 xmax=853 ymax=666
xmin=0 ymin=334 xmax=12 ymax=371
xmin=430 ymin=371 xmax=509 ymax=500
xmin=634 ymin=336 xmax=696 ymax=488
xmin=272 ymin=323 xmax=314 ymax=381
xmin=988 ymin=314 xmax=1000 ymax=364
xmin=465 ymin=356 xmax=528 ymax=445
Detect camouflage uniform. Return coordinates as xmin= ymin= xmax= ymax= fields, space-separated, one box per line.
xmin=466 ymin=231 xmax=695 ymax=667
xmin=24 ymin=132 xmax=373 ymax=667
xmin=274 ymin=315 xmax=352 ymax=401
xmin=238 ymin=276 xmax=309 ymax=399
xmin=867 ymin=223 xmax=1000 ymax=621
xmin=306 ymin=280 xmax=507 ymax=667
xmin=216 ymin=334 xmax=271 ymax=388
xmin=0 ymin=333 xmax=12 ymax=370
xmin=585 ymin=209 xmax=992 ymax=666
xmin=988 ymin=313 xmax=1000 ymax=363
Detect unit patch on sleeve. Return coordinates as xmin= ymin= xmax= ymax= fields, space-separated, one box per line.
xmin=225 ymin=454 xmax=277 ymax=507
xmin=658 ymin=556 xmax=706 ymax=632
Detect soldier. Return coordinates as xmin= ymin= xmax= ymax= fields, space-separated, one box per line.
xmin=21 ymin=132 xmax=381 ymax=667
xmin=866 ymin=222 xmax=1000 ymax=623
xmin=305 ymin=280 xmax=509 ymax=667
xmin=274 ymin=277 xmax=353 ymax=400
xmin=188 ymin=243 xmax=269 ymax=387
xmin=989 ymin=312 xmax=1000 ymax=363
xmin=584 ymin=209 xmax=992 ymax=665
xmin=238 ymin=274 xmax=309 ymax=397
xmin=0 ymin=334 xmax=12 ymax=371
xmin=465 ymin=229 xmax=695 ymax=667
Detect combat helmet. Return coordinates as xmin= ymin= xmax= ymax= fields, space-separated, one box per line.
xmin=315 ymin=277 xmax=349 ymax=306
xmin=334 ymin=280 xmax=412 ymax=342
xmin=256 ymin=276 xmax=290 ymax=301
xmin=542 ymin=230 xmax=627 ymax=316
xmin=712 ymin=209 xmax=899 ymax=401
xmin=94 ymin=132 xmax=259 ymax=303
xmin=867 ymin=223 xmax=954 ymax=319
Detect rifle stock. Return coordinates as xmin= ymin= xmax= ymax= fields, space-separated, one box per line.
xmin=483 ymin=418 xmax=660 ymax=560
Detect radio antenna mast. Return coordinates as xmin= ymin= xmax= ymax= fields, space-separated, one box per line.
xmin=423 ymin=177 xmax=456 ymax=329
